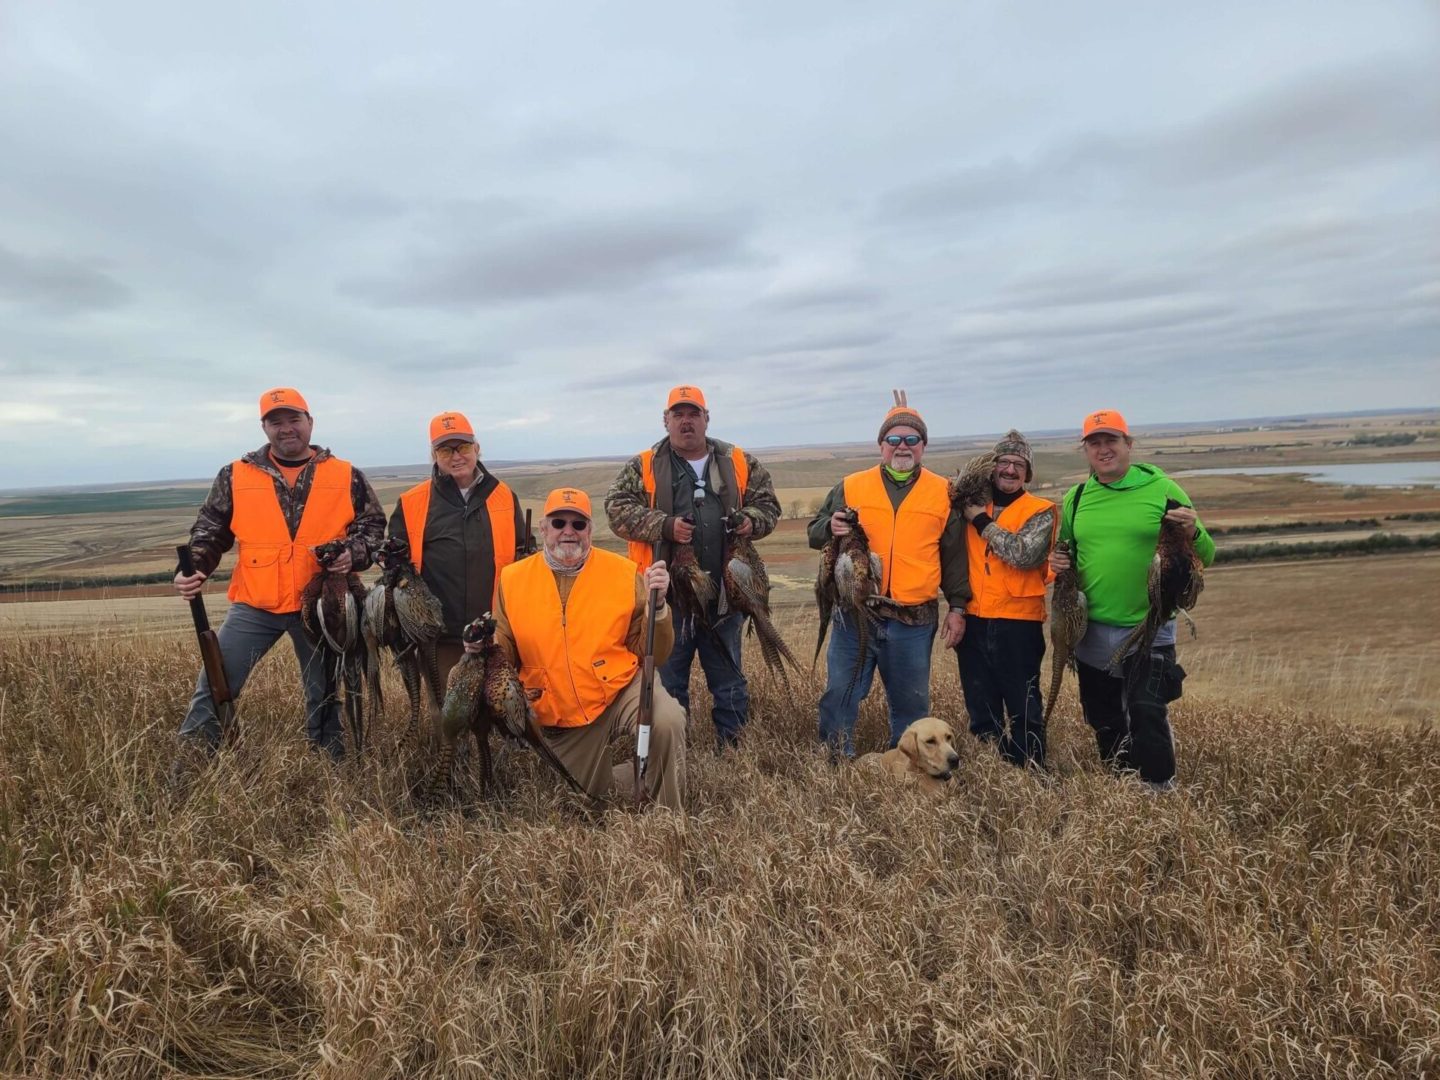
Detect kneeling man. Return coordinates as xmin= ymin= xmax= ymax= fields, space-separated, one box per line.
xmin=495 ymin=487 xmax=686 ymax=809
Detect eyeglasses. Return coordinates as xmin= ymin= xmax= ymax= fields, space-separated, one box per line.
xmin=995 ymin=458 xmax=1027 ymax=471
xmin=434 ymin=442 xmax=476 ymax=460
xmin=884 ymin=434 xmax=923 ymax=447
xmin=549 ymin=516 xmax=590 ymax=531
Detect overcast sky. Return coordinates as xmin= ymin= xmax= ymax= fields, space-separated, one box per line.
xmin=1 ymin=0 xmax=1437 ymax=488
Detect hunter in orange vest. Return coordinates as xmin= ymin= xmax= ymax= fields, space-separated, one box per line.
xmin=952 ymin=430 xmax=1057 ymax=767
xmin=174 ymin=388 xmax=386 ymax=758
xmin=603 ymin=385 xmax=782 ymax=750
xmin=808 ymin=393 xmax=971 ymax=756
xmin=496 ymin=488 xmax=686 ymax=810
xmin=388 ymin=411 xmax=526 ymax=700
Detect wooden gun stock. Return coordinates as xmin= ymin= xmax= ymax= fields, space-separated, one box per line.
xmin=177 ymin=545 xmax=237 ymax=742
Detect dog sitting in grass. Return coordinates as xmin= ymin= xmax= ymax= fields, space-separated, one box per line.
xmin=858 ymin=716 xmax=960 ymax=792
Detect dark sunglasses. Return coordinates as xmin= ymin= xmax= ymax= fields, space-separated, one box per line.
xmin=884 ymin=434 xmax=923 ymax=447
xmin=549 ymin=516 xmax=590 ymax=531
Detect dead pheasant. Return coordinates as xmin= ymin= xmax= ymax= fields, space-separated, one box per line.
xmin=1043 ymin=540 xmax=1088 ymax=725
xmin=667 ymin=523 xmax=717 ymax=633
xmin=362 ymin=536 xmax=445 ymax=741
xmin=949 ymin=447 xmax=1001 ymax=511
xmin=430 ymin=614 xmax=585 ymax=800
xmin=723 ymin=514 xmax=799 ymax=679
xmin=1110 ymin=499 xmax=1204 ymax=681
xmin=814 ymin=507 xmax=882 ymax=703
xmin=300 ymin=539 xmax=370 ymax=751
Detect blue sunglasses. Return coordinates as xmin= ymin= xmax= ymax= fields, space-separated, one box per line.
xmin=884 ymin=434 xmax=923 ymax=447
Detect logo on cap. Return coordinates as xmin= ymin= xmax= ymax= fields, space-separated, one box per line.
xmin=442 ymin=416 xmax=455 ymax=430
xmin=270 ymin=391 xmax=284 ymax=404
xmin=562 ymin=490 xmax=575 ymax=503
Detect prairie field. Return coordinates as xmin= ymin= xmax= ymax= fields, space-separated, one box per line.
xmin=2 ymin=410 xmax=1439 ymax=1077
xmin=2 ymin=551 xmax=1438 ymax=1078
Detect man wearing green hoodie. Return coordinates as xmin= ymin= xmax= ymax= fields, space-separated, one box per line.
xmin=1050 ymin=410 xmax=1215 ymax=791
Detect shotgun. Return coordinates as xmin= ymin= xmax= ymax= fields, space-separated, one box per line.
xmin=632 ymin=541 xmax=665 ymax=808
xmin=176 ymin=544 xmax=237 ymax=745
xmin=518 ymin=507 xmax=537 ymax=558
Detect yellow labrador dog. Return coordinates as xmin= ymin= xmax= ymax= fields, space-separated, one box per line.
xmin=858 ymin=716 xmax=960 ymax=792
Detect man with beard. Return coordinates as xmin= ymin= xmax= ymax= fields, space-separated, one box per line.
xmin=605 ymin=385 xmax=781 ymax=750
xmin=173 ymin=387 xmax=386 ymax=758
xmin=953 ymin=430 xmax=1057 ymax=768
xmin=808 ymin=395 xmax=970 ymax=756
xmin=495 ymin=488 xmax=686 ymax=809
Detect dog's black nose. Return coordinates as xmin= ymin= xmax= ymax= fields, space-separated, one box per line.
xmin=947 ymin=753 xmax=960 ymax=767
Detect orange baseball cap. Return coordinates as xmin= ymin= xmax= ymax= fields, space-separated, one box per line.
xmin=259 ymin=387 xmax=309 ymax=418
xmin=429 ymin=411 xmax=475 ymax=448
xmin=543 ymin=487 xmax=592 ymax=519
xmin=666 ymin=385 xmax=707 ymax=410
xmin=1082 ymin=409 xmax=1130 ymax=439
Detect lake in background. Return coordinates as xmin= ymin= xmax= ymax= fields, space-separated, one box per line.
xmin=1174 ymin=461 xmax=1440 ymax=487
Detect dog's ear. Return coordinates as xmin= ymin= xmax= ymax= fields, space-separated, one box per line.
xmin=899 ymin=728 xmax=918 ymax=761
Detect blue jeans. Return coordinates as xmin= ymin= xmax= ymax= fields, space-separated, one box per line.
xmin=659 ymin=611 xmax=749 ymax=748
xmin=178 ymin=601 xmax=342 ymax=756
xmin=817 ymin=610 xmax=936 ymax=756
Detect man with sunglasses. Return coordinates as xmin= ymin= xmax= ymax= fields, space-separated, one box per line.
xmin=807 ymin=397 xmax=970 ymax=756
xmin=495 ymin=488 xmax=686 ymax=809
xmin=389 ymin=411 xmax=526 ymax=697
xmin=952 ymin=430 xmax=1057 ymax=768
xmin=172 ymin=387 xmax=386 ymax=759
xmin=605 ymin=385 xmax=782 ymax=750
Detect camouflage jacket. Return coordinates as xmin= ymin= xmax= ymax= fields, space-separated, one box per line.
xmin=605 ymin=437 xmax=781 ymax=544
xmin=187 ymin=444 xmax=387 ymax=578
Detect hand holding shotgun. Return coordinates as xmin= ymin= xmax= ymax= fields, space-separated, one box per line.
xmin=632 ymin=545 xmax=668 ymax=808
xmin=175 ymin=544 xmax=238 ymax=745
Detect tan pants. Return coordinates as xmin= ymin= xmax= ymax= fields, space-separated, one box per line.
xmin=542 ymin=676 xmax=687 ymax=811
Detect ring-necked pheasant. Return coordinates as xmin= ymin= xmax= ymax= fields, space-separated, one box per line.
xmin=300 ymin=539 xmax=370 ymax=751
xmin=723 ymin=513 xmax=798 ymax=679
xmin=1110 ymin=499 xmax=1204 ymax=682
xmin=949 ymin=448 xmax=1000 ymax=511
xmin=362 ymin=536 xmax=445 ymax=741
xmin=430 ymin=614 xmax=585 ymax=800
xmin=814 ymin=507 xmax=882 ymax=704
xmin=1044 ymin=541 xmax=1088 ymax=725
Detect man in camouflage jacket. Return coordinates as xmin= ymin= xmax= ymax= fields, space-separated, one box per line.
xmin=173 ymin=388 xmax=386 ymax=758
xmin=605 ymin=385 xmax=781 ymax=748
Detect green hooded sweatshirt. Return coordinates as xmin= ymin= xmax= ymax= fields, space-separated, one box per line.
xmin=1058 ymin=464 xmax=1215 ymax=627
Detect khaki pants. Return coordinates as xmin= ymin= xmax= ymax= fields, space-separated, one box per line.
xmin=542 ymin=677 xmax=687 ymax=811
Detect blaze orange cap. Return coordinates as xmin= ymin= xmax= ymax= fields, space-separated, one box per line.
xmin=429 ymin=411 xmax=476 ymax=448
xmin=542 ymin=487 xmax=592 ymax=519
xmin=259 ymin=387 xmax=309 ymax=418
xmin=666 ymin=385 xmax=707 ymax=410
xmin=1082 ymin=409 xmax=1130 ymax=439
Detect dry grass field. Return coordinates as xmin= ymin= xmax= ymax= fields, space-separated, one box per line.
xmin=2 ymin=552 xmax=1438 ymax=1078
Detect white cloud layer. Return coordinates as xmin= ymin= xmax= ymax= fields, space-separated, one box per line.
xmin=0 ymin=0 xmax=1436 ymax=487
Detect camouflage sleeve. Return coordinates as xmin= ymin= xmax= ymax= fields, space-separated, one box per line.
xmin=981 ymin=506 xmax=1056 ymax=570
xmin=187 ymin=464 xmax=236 ymax=578
xmin=940 ymin=508 xmax=972 ymax=609
xmin=346 ymin=468 xmax=388 ymax=572
xmin=806 ymin=482 xmax=847 ymax=550
xmin=604 ymin=455 xmax=665 ymax=543
xmin=736 ymin=452 xmax=782 ymax=540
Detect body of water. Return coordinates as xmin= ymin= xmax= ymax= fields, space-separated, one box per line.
xmin=1174 ymin=461 xmax=1440 ymax=487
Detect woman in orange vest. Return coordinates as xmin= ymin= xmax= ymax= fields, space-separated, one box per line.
xmin=389 ymin=411 xmax=526 ymax=698
xmin=495 ymin=488 xmax=686 ymax=810
xmin=806 ymin=396 xmax=971 ymax=756
xmin=953 ymin=430 xmax=1057 ymax=768
xmin=174 ymin=387 xmax=386 ymax=759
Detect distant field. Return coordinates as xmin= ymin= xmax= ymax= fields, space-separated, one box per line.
xmin=1 ymin=409 xmax=1437 ymax=587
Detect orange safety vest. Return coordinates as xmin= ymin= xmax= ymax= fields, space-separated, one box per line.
xmin=398 ymin=477 xmax=517 ymax=606
xmin=843 ymin=467 xmax=950 ymax=606
xmin=965 ymin=491 xmax=1056 ymax=621
xmin=227 ymin=456 xmax=355 ymax=614
xmin=501 ymin=548 xmax=641 ymax=728
xmin=626 ymin=444 xmax=750 ymax=571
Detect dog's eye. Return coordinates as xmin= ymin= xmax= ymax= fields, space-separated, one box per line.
xmin=925 ymin=737 xmax=936 ymax=744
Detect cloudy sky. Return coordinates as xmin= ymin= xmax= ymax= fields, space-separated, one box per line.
xmin=1 ymin=0 xmax=1436 ymax=488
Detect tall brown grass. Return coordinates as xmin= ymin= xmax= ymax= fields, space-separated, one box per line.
xmin=1 ymin=627 xmax=1437 ymax=1078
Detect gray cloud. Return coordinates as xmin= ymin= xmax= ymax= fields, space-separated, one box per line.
xmin=0 ymin=245 xmax=130 ymax=313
